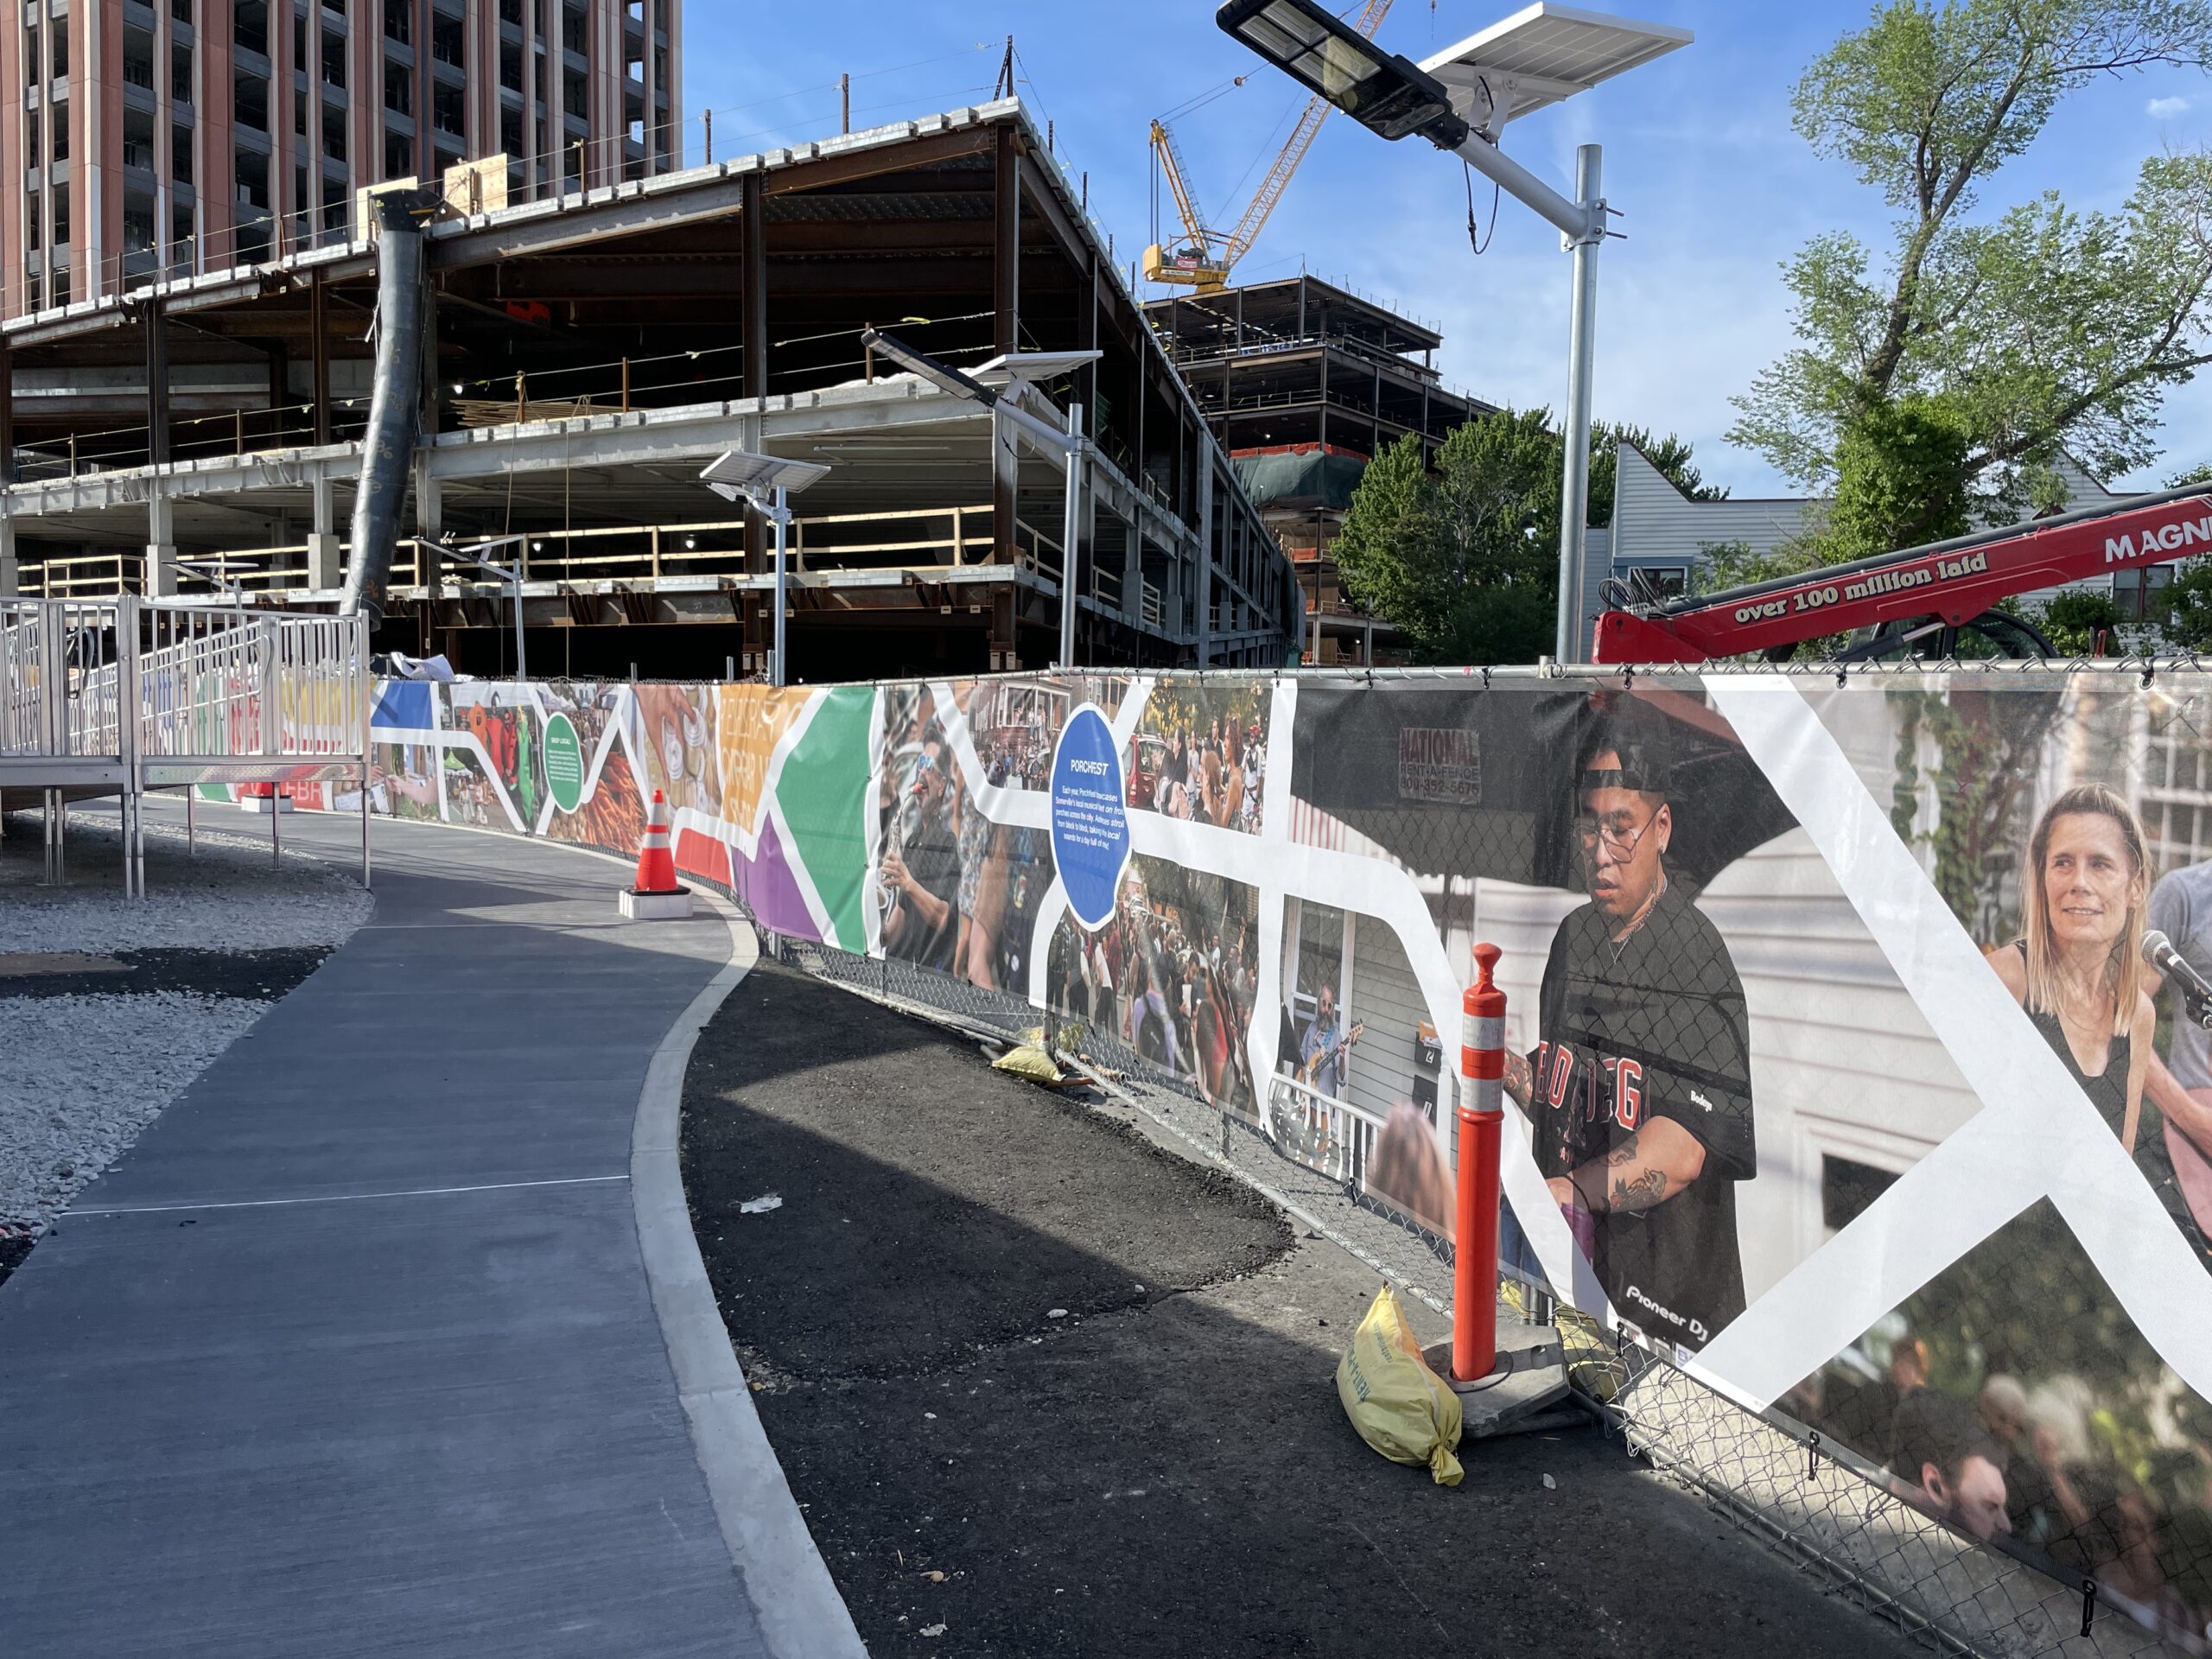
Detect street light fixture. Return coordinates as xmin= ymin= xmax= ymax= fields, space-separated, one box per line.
xmin=425 ymin=533 xmax=529 ymax=680
xmin=1218 ymin=0 xmax=1691 ymax=662
xmin=860 ymin=331 xmax=1103 ymax=669
xmin=698 ymin=449 xmax=832 ymax=688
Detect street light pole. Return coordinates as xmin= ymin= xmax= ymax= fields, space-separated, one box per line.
xmin=1058 ymin=402 xmax=1084 ymax=670
xmin=772 ymin=485 xmax=790 ymax=688
xmin=1557 ymin=144 xmax=1603 ymax=664
xmin=509 ymin=563 xmax=527 ymax=683
xmin=1215 ymin=0 xmax=1687 ymax=666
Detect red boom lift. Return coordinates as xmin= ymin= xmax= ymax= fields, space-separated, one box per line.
xmin=1591 ymin=485 xmax=2212 ymax=664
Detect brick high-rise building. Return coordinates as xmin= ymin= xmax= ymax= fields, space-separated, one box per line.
xmin=2 ymin=0 xmax=682 ymax=320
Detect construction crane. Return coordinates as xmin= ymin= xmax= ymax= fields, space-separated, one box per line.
xmin=1144 ymin=0 xmax=1394 ymax=292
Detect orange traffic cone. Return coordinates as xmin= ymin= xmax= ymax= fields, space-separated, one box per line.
xmin=619 ymin=790 xmax=694 ymax=919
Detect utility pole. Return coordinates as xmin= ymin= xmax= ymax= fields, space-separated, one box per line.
xmin=840 ymin=73 xmax=850 ymax=133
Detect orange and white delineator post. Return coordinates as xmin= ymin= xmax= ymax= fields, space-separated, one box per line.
xmin=618 ymin=789 xmax=693 ymax=919
xmin=1453 ymin=941 xmax=1508 ymax=1384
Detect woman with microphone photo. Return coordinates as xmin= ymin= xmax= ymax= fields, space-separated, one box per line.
xmin=1990 ymin=783 xmax=2157 ymax=1157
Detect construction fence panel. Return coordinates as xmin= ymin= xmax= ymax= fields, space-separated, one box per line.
xmin=308 ymin=664 xmax=2212 ymax=1659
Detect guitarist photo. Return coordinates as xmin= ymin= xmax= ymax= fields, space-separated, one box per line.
xmin=2139 ymin=865 xmax=2212 ymax=1273
xmin=1295 ymin=984 xmax=1363 ymax=1099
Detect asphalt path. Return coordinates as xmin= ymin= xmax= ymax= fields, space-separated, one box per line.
xmin=683 ymin=960 xmax=1926 ymax=1658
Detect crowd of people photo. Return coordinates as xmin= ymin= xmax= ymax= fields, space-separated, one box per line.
xmin=874 ymin=686 xmax=1048 ymax=995
xmin=1129 ymin=686 xmax=1268 ymax=835
xmin=1047 ymin=861 xmax=1260 ymax=1116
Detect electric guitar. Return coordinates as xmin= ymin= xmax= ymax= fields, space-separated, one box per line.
xmin=1294 ymin=1020 xmax=1364 ymax=1089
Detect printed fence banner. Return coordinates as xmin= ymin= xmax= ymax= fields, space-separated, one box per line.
xmin=340 ymin=668 xmax=2212 ymax=1643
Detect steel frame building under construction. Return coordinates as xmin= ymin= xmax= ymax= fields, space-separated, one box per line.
xmin=0 ymin=99 xmax=1302 ymax=679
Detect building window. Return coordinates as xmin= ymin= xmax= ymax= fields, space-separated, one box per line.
xmin=433 ymin=81 xmax=464 ymax=136
xmin=51 ymin=20 xmax=66 ymax=78
xmin=296 ymin=87 xmax=309 ymax=136
xmin=174 ymin=124 xmax=194 ymax=183
xmin=499 ymin=41 xmax=521 ymax=91
xmin=54 ymin=181 xmax=71 ymax=243
xmin=322 ymin=28 xmax=347 ymax=88
xmin=234 ymin=71 xmax=270 ymax=130
xmin=24 ymin=105 xmax=39 ymax=163
xmin=51 ymin=101 xmax=67 ymax=162
xmin=431 ymin=12 xmax=463 ymax=67
xmin=383 ymin=59 xmax=410 ymax=114
xmin=24 ymin=190 xmax=39 ymax=251
xmin=172 ymin=200 xmax=195 ymax=251
xmin=1820 ymin=1154 xmax=1898 ymax=1237
xmin=385 ymin=130 xmax=412 ymax=178
xmin=124 ymin=109 xmax=157 ymax=170
xmin=322 ymin=105 xmax=347 ymax=163
xmin=124 ymin=27 xmax=158 ymax=90
xmin=124 ymin=197 xmax=159 ymax=257
xmin=294 ymin=11 xmax=307 ymax=67
xmin=563 ymin=3 xmax=585 ymax=50
xmin=500 ymin=108 xmax=522 ymax=156
xmin=174 ymin=0 xmax=194 ymax=22
xmin=238 ymin=1 xmax=270 ymax=57
xmin=382 ymin=0 xmax=410 ymax=43
xmin=322 ymin=175 xmax=350 ymax=235
xmin=173 ymin=41 xmax=194 ymax=102
xmin=296 ymin=164 xmax=309 ymax=214
xmin=235 ymin=149 xmax=270 ymax=209
xmin=2115 ymin=563 xmax=2176 ymax=621
xmin=51 ymin=268 xmax=69 ymax=307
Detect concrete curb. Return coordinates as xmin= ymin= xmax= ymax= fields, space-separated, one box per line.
xmin=631 ymin=893 xmax=870 ymax=1659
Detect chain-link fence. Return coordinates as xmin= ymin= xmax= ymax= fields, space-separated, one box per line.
xmin=760 ymin=916 xmax=2197 ymax=1659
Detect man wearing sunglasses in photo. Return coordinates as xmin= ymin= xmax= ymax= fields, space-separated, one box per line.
xmin=1505 ymin=704 xmax=1757 ymax=1359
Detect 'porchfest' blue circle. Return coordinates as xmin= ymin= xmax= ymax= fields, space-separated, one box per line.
xmin=1049 ymin=703 xmax=1131 ymax=931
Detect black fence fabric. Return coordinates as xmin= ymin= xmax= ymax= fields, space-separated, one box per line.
xmin=359 ymin=667 xmax=2212 ymax=1653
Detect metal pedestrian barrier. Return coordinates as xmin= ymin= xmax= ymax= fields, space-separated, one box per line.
xmin=0 ymin=596 xmax=372 ymax=893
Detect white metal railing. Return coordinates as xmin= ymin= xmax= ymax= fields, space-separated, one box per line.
xmin=2 ymin=597 xmax=366 ymax=771
xmin=136 ymin=602 xmax=370 ymax=762
xmin=1264 ymin=1071 xmax=1386 ymax=1190
xmin=1 ymin=598 xmax=128 ymax=763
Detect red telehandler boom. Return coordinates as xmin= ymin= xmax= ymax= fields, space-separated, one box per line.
xmin=1591 ymin=485 xmax=2212 ymax=664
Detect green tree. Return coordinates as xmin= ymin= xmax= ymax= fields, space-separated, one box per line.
xmin=1335 ymin=412 xmax=1720 ymax=664
xmin=1335 ymin=410 xmax=1560 ymax=664
xmin=1731 ymin=0 xmax=2212 ymax=518
xmin=2036 ymin=588 xmax=2130 ymax=653
xmin=1824 ymin=393 xmax=1977 ymax=558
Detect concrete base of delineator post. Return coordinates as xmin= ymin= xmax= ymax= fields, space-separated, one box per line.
xmin=1423 ymin=1313 xmax=1576 ymax=1439
xmin=620 ymin=887 xmax=695 ymax=920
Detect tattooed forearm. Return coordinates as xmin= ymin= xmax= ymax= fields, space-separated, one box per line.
xmin=1605 ymin=1132 xmax=1643 ymax=1168
xmin=1609 ymin=1167 xmax=1669 ymax=1211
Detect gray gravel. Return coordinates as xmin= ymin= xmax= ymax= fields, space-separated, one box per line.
xmin=1 ymin=804 xmax=372 ymax=1234
xmin=0 ymin=993 xmax=269 ymax=1228
xmin=2 ymin=807 xmax=371 ymax=954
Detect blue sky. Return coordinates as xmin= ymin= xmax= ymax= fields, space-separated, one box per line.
xmin=682 ymin=1 xmax=2212 ymax=498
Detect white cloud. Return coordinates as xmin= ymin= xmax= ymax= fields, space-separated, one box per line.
xmin=2148 ymin=95 xmax=2191 ymax=119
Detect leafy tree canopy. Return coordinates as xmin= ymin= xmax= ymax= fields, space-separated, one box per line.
xmin=1332 ymin=413 xmax=1720 ymax=664
xmin=1731 ymin=0 xmax=2212 ymax=522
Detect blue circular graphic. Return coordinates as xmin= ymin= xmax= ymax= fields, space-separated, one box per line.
xmin=1049 ymin=703 xmax=1131 ymax=931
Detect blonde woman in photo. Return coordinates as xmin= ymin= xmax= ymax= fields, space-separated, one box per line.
xmin=1992 ymin=784 xmax=2156 ymax=1154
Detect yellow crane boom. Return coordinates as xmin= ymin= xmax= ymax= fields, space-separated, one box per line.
xmin=1146 ymin=0 xmax=1394 ymax=293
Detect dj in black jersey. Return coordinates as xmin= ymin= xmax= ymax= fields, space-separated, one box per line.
xmin=1505 ymin=709 xmax=1756 ymax=1356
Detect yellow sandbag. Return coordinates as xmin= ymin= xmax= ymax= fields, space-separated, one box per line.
xmin=1336 ymin=1283 xmax=1464 ymax=1486
xmin=991 ymin=1044 xmax=1064 ymax=1084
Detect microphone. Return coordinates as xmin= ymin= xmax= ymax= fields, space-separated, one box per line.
xmin=2143 ymin=930 xmax=2212 ymax=1010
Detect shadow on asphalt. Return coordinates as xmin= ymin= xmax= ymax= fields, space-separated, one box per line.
xmin=683 ymin=962 xmax=1926 ymax=1659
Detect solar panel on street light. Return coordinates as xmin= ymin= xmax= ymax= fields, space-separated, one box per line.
xmin=1420 ymin=3 xmax=1692 ymax=137
xmin=1216 ymin=0 xmax=1469 ymax=147
xmin=697 ymin=450 xmax=832 ymax=504
xmin=970 ymin=350 xmax=1106 ymax=391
